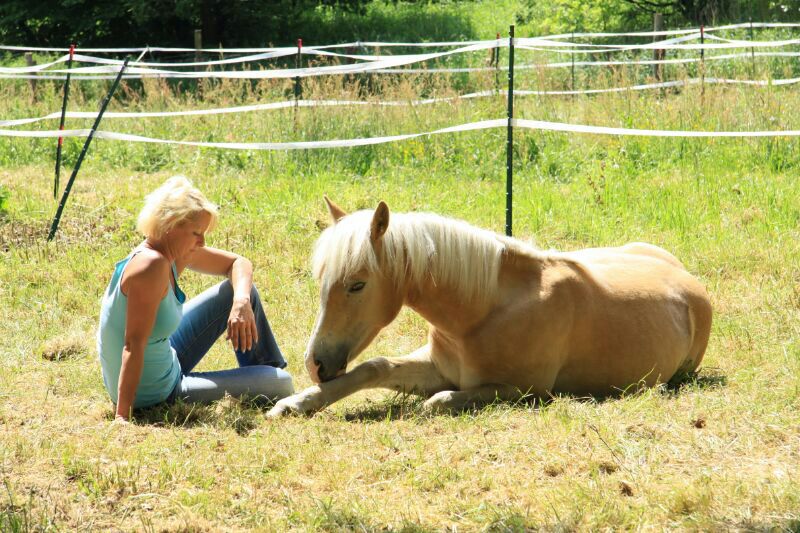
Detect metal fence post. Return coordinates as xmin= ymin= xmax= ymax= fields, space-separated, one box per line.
xmin=505 ymin=25 xmax=515 ymax=237
xmin=54 ymin=44 xmax=76 ymax=199
xmin=48 ymin=58 xmax=130 ymax=241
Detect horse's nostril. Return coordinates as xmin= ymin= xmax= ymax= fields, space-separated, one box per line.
xmin=314 ymin=359 xmax=324 ymax=374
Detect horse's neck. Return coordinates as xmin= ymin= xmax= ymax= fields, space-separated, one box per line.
xmin=404 ymin=245 xmax=543 ymax=337
xmin=404 ymin=278 xmax=491 ymax=336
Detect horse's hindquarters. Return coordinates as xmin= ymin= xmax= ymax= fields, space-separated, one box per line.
xmin=452 ymin=252 xmax=713 ymax=397
xmin=551 ymin=262 xmax=712 ymax=395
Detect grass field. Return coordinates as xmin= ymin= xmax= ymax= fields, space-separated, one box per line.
xmin=2 ymin=26 xmax=800 ymax=531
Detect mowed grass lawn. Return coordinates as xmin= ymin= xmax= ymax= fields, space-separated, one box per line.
xmin=1 ymin=76 xmax=799 ymax=531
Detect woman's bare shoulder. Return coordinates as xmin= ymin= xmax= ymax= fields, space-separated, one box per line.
xmin=122 ymin=248 xmax=170 ymax=295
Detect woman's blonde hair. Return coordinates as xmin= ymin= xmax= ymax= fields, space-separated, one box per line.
xmin=136 ymin=176 xmax=218 ymax=239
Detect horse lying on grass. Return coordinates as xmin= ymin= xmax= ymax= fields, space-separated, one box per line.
xmin=268 ymin=198 xmax=712 ymax=417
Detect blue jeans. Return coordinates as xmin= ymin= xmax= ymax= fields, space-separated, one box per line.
xmin=167 ymin=280 xmax=294 ymax=404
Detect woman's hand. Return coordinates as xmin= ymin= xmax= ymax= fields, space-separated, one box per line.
xmin=227 ymin=296 xmax=258 ymax=352
xmin=112 ymin=415 xmax=131 ymax=426
xmin=185 ymin=247 xmax=258 ymax=352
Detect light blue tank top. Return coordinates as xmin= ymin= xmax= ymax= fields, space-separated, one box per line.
xmin=97 ymin=251 xmax=184 ymax=408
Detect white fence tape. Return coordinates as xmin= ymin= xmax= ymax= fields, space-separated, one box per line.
xmin=0 ymin=93 xmax=500 ymax=128
xmin=373 ymin=50 xmax=800 ymax=73
xmin=0 ymin=54 xmax=73 ymax=73
xmin=515 ymin=36 xmax=800 ymax=53
xmin=0 ymin=120 xmax=505 ymax=149
xmin=514 ymin=76 xmax=800 ymax=95
xmin=537 ymin=22 xmax=800 ymax=40
xmin=513 ymin=119 xmax=800 ymax=137
xmin=0 ymin=51 xmax=312 ymax=77
xmin=0 ymin=42 xmax=499 ymax=80
xmin=3 ymin=24 xmax=800 ymax=80
xmin=4 ymin=68 xmax=799 ymax=129
xmin=5 ymin=44 xmax=799 ymax=81
xmin=4 ymin=117 xmax=800 ymax=151
xmin=77 ymin=50 xmax=299 ymax=69
xmin=3 ymin=48 xmax=798 ymax=79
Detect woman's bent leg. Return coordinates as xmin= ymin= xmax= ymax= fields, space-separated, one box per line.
xmin=170 ymin=280 xmax=286 ymax=373
xmin=176 ymin=366 xmax=294 ymax=404
xmin=237 ymin=283 xmax=286 ymax=369
xmin=170 ymin=280 xmax=232 ymax=373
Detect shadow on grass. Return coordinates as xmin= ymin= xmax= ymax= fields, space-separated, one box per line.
xmin=340 ymin=367 xmax=728 ymax=422
xmin=340 ymin=393 xmax=427 ymax=423
xmin=129 ymin=395 xmax=276 ymax=435
xmin=118 ymin=367 xmax=728 ymax=427
xmin=664 ymin=366 xmax=728 ymax=394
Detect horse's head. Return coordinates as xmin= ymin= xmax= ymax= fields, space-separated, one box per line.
xmin=305 ymin=197 xmax=405 ymax=383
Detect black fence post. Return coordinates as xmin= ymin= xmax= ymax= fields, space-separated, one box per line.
xmin=505 ymin=25 xmax=515 ymax=237
xmin=495 ymin=32 xmax=501 ymax=91
xmin=294 ymin=38 xmax=302 ymax=130
xmin=295 ymin=38 xmax=303 ymax=101
xmin=700 ymin=24 xmax=705 ymax=100
xmin=749 ymin=18 xmax=756 ymax=78
xmin=47 ymin=58 xmax=130 ymax=241
xmin=194 ymin=29 xmax=203 ymax=95
xmin=54 ymin=43 xmax=76 ymax=199
xmin=571 ymin=29 xmax=576 ymax=95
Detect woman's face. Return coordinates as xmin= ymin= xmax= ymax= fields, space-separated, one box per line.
xmin=169 ymin=211 xmax=212 ymax=259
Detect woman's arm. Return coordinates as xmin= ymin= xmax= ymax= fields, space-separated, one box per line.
xmin=116 ymin=254 xmax=170 ymax=421
xmin=184 ymin=247 xmax=258 ymax=351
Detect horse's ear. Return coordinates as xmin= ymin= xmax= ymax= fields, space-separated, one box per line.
xmin=370 ymin=201 xmax=390 ymax=243
xmin=324 ymin=195 xmax=347 ymax=223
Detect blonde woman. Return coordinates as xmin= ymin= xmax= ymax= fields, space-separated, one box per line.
xmin=97 ymin=176 xmax=293 ymax=423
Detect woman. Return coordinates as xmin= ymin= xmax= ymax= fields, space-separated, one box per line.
xmin=97 ymin=176 xmax=294 ymax=423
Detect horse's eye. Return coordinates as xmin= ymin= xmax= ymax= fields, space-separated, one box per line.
xmin=348 ymin=281 xmax=366 ymax=293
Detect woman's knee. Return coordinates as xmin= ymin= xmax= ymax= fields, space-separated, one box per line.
xmin=249 ymin=284 xmax=262 ymax=305
xmin=253 ymin=366 xmax=294 ymax=399
xmin=213 ymin=279 xmax=261 ymax=309
xmin=215 ymin=279 xmax=235 ymax=303
xmin=272 ymin=368 xmax=294 ymax=398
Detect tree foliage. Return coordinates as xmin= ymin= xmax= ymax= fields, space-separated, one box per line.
xmin=621 ymin=0 xmax=779 ymax=25
xmin=0 ymin=0 xmax=371 ymax=48
xmin=519 ymin=0 xmax=800 ymax=32
xmin=1 ymin=0 xmax=799 ymax=47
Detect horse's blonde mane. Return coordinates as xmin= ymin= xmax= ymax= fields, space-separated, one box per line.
xmin=312 ymin=209 xmax=538 ymax=302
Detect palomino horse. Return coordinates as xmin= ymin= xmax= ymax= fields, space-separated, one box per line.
xmin=267 ymin=198 xmax=712 ymax=417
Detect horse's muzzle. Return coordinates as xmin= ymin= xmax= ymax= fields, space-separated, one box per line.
xmin=307 ymin=345 xmax=350 ymax=383
xmin=305 ymin=357 xmax=322 ymax=384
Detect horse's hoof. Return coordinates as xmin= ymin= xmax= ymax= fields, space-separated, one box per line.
xmin=265 ymin=387 xmax=323 ymax=419
xmin=265 ymin=401 xmax=298 ymax=419
xmin=422 ymin=390 xmax=461 ymax=414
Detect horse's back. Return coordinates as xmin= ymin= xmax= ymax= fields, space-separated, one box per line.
xmin=568 ymin=241 xmax=684 ymax=269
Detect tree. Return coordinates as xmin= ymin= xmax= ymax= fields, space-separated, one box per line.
xmin=623 ymin=0 xmax=725 ymax=24
xmin=622 ymin=0 xmax=799 ymax=25
xmin=0 ymin=0 xmax=371 ymax=48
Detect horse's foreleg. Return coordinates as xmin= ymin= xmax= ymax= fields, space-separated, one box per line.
xmin=423 ymin=383 xmax=527 ymax=414
xmin=266 ymin=345 xmax=450 ymax=418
